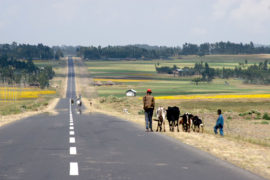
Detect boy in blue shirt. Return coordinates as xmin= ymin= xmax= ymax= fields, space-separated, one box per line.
xmin=214 ymin=109 xmax=224 ymax=136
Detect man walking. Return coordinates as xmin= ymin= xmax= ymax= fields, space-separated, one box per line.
xmin=143 ymin=89 xmax=155 ymax=132
xmin=214 ymin=109 xmax=224 ymax=136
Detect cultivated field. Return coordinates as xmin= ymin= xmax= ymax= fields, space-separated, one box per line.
xmin=82 ymin=54 xmax=270 ymax=179
xmin=87 ymin=54 xmax=270 ymax=97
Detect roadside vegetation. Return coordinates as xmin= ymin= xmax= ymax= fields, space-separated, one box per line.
xmin=0 ymin=43 xmax=65 ymax=116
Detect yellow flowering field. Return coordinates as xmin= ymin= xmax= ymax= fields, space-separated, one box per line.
xmin=155 ymin=94 xmax=270 ymax=100
xmin=94 ymin=78 xmax=150 ymax=82
xmin=0 ymin=87 xmax=56 ymax=100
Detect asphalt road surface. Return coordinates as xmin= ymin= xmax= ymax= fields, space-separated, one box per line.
xmin=0 ymin=57 xmax=266 ymax=180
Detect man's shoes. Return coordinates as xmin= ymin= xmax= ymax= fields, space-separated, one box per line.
xmin=145 ymin=129 xmax=149 ymax=132
xmin=150 ymin=129 xmax=153 ymax=132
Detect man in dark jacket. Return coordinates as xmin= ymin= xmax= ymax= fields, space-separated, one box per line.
xmin=143 ymin=89 xmax=155 ymax=132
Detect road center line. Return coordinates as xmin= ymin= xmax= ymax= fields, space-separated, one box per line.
xmin=69 ymin=162 xmax=79 ymax=176
xmin=70 ymin=147 xmax=77 ymax=155
xmin=69 ymin=137 xmax=76 ymax=143
xmin=70 ymin=126 xmax=74 ymax=130
xmin=70 ymin=131 xmax=75 ymax=135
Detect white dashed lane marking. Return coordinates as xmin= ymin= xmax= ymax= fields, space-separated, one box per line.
xmin=68 ymin=69 xmax=79 ymax=176
xmin=70 ymin=162 xmax=79 ymax=176
xmin=70 ymin=147 xmax=77 ymax=155
xmin=70 ymin=137 xmax=76 ymax=143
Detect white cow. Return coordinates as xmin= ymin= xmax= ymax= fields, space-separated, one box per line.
xmin=155 ymin=107 xmax=167 ymax=132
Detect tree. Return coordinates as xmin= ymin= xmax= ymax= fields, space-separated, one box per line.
xmin=55 ymin=49 xmax=64 ymax=60
xmin=38 ymin=71 xmax=49 ymax=89
xmin=192 ymin=77 xmax=202 ymax=86
xmin=0 ymin=55 xmax=55 ymax=87
xmin=263 ymin=60 xmax=268 ymax=71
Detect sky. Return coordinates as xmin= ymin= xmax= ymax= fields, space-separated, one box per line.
xmin=0 ymin=0 xmax=270 ymax=46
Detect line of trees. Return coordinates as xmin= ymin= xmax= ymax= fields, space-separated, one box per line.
xmin=0 ymin=42 xmax=63 ymax=60
xmin=0 ymin=55 xmax=55 ymax=89
xmin=156 ymin=62 xmax=215 ymax=82
xmin=182 ymin=42 xmax=270 ymax=55
xmin=156 ymin=60 xmax=270 ymax=85
xmin=216 ymin=60 xmax=270 ymax=84
xmin=77 ymin=42 xmax=270 ymax=60
xmin=77 ymin=45 xmax=180 ymax=60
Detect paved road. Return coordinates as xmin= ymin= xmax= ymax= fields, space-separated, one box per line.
xmin=0 ymin=57 xmax=266 ymax=180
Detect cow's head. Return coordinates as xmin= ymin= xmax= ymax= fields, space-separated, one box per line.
xmin=157 ymin=106 xmax=166 ymax=119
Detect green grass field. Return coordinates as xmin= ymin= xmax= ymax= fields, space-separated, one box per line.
xmin=85 ymin=54 xmax=270 ymax=97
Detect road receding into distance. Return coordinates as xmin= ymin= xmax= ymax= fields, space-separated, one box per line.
xmin=0 ymin=57 xmax=265 ymax=180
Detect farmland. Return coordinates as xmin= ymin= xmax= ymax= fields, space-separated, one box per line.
xmin=0 ymin=59 xmax=66 ymax=116
xmin=87 ymin=54 xmax=270 ymax=97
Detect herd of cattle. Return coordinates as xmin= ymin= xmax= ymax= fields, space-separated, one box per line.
xmin=154 ymin=106 xmax=204 ymax=133
xmin=71 ymin=98 xmax=204 ymax=132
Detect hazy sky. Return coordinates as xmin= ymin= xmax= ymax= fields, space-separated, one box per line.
xmin=0 ymin=0 xmax=270 ymax=46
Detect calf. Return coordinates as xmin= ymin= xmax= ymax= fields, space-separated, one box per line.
xmin=181 ymin=113 xmax=193 ymax=132
xmin=191 ymin=116 xmax=204 ymax=133
xmin=155 ymin=107 xmax=166 ymax=132
xmin=166 ymin=106 xmax=180 ymax=132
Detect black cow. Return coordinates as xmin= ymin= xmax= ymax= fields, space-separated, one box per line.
xmin=166 ymin=106 xmax=180 ymax=132
xmin=191 ymin=116 xmax=204 ymax=133
xmin=181 ymin=113 xmax=193 ymax=132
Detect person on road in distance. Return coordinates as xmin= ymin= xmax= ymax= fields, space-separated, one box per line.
xmin=143 ymin=89 xmax=155 ymax=132
xmin=214 ymin=109 xmax=224 ymax=136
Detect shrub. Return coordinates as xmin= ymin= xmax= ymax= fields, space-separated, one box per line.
xmin=239 ymin=110 xmax=261 ymax=119
xmin=138 ymin=110 xmax=144 ymax=115
xmin=99 ymin=97 xmax=106 ymax=103
xmin=239 ymin=112 xmax=248 ymax=116
xmin=263 ymin=113 xmax=270 ymax=120
xmin=251 ymin=110 xmax=261 ymax=116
